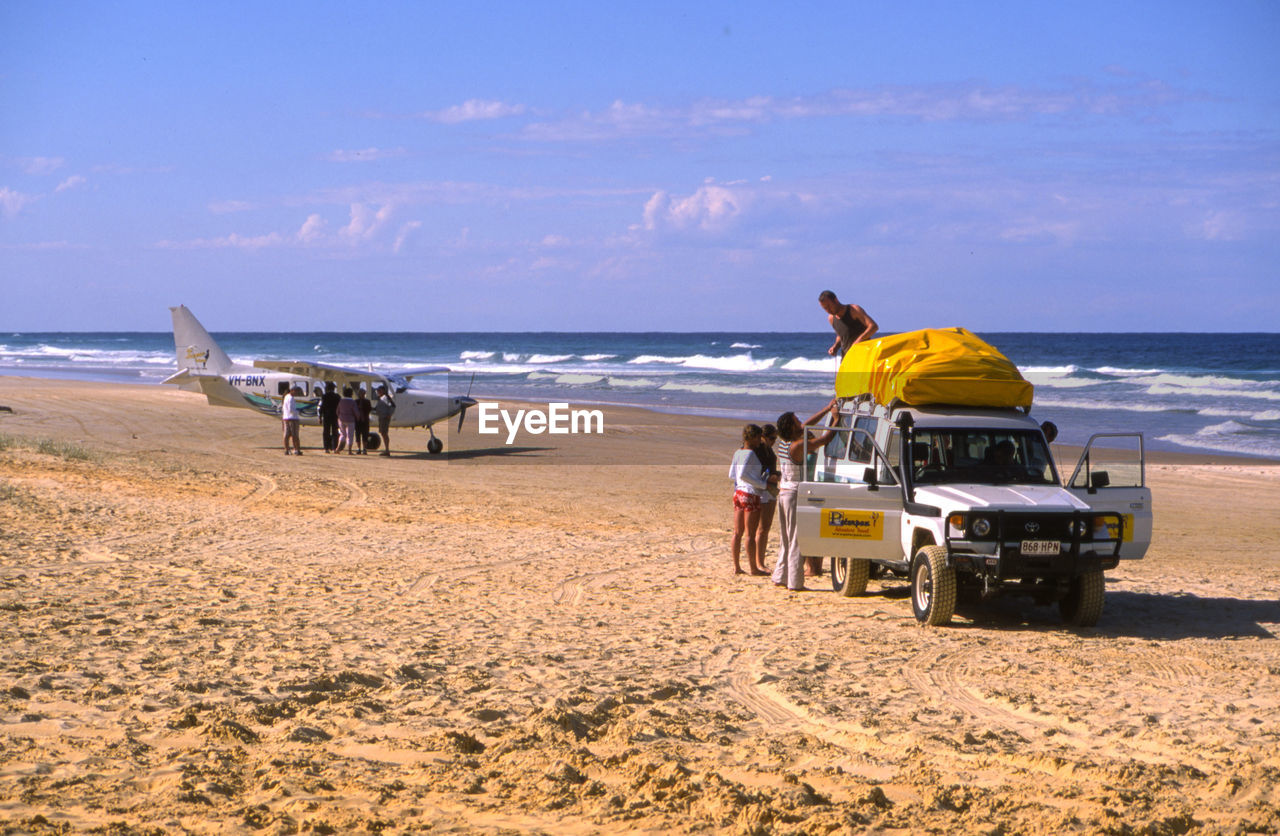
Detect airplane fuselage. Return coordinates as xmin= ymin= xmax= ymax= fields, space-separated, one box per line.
xmin=218 ymin=366 xmax=468 ymax=429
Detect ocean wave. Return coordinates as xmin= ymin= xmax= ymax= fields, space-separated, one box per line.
xmin=658 ymin=381 xmax=831 ymax=398
xmin=1023 ymin=373 xmax=1104 ymax=389
xmin=628 ymin=353 xmax=778 ymax=372
xmin=1032 ymin=397 xmax=1172 ymax=413
xmin=731 ymin=342 xmax=762 ymax=349
xmin=1158 ymin=421 xmax=1280 ymax=459
xmin=460 ymin=350 xmax=495 ymax=360
xmin=1021 ymin=365 xmax=1080 ymax=375
xmin=581 ymin=353 xmax=617 ymax=361
xmin=781 ymin=357 xmax=838 ymax=373
xmin=527 ymin=354 xmax=574 ymax=364
xmin=1093 ymin=366 xmax=1165 ymax=376
xmin=606 ymin=376 xmax=660 ymax=388
xmin=1146 ymin=382 xmax=1280 ymax=402
xmin=554 ymin=373 xmax=606 ymax=385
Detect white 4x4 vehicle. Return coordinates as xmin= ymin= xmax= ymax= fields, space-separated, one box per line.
xmin=798 ymin=396 xmax=1152 ymax=627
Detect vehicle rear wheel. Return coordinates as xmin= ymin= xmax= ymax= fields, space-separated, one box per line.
xmin=1059 ymin=568 xmax=1105 ymax=627
xmin=910 ymin=546 xmax=956 ymax=626
xmin=830 ymin=557 xmax=871 ymax=597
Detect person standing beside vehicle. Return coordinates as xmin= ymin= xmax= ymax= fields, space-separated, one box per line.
xmin=819 ymin=290 xmax=878 ymax=359
xmin=373 ymin=384 xmax=396 ymax=457
xmin=281 ymin=385 xmax=303 ymax=455
xmin=729 ymin=424 xmax=769 ymax=576
xmin=771 ymin=399 xmax=838 ymax=590
xmin=319 ymin=381 xmax=341 ymax=453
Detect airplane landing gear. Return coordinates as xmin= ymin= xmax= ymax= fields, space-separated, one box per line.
xmin=426 ymin=428 xmax=443 ymax=455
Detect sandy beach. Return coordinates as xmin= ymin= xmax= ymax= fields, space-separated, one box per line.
xmin=1 ymin=376 xmax=1278 ymax=835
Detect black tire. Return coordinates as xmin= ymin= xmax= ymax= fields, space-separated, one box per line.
xmin=830 ymin=557 xmax=871 ymax=597
xmin=427 ymin=436 xmax=443 ymax=455
xmin=1060 ymin=568 xmax=1105 ymax=627
xmin=910 ymin=546 xmax=956 ymax=626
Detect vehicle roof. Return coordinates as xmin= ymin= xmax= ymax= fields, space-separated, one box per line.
xmin=842 ymin=400 xmax=1041 ymax=431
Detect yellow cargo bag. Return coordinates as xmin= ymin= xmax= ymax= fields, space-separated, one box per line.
xmin=834 ymin=327 xmax=1033 ymax=409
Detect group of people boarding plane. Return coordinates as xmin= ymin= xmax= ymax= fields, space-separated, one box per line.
xmin=280 ymin=380 xmax=397 ymax=457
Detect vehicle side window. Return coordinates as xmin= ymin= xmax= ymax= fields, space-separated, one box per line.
xmin=880 ymin=428 xmax=900 ymax=483
xmin=824 ymin=411 xmax=851 ymax=460
xmin=849 ymin=416 xmax=878 ymax=463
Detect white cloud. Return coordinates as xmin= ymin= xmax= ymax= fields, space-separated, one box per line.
xmin=19 ymin=156 xmax=65 ymax=175
xmin=393 ymin=221 xmax=421 ymax=253
xmin=324 ymin=147 xmax=407 ymax=163
xmin=424 ymin=99 xmax=526 ymax=124
xmin=340 ymin=203 xmax=394 ymax=242
xmin=523 ymin=79 xmax=1193 ymax=143
xmin=155 ymin=232 xmax=285 ymax=250
xmin=298 ymin=213 xmax=327 ymax=243
xmin=55 ymin=175 xmax=86 ymax=192
xmin=1 ymin=187 xmax=34 ymax=218
xmin=643 ymin=185 xmax=747 ymax=233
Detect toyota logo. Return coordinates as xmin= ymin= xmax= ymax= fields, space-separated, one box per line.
xmin=1025 ymin=522 xmax=1040 ymax=534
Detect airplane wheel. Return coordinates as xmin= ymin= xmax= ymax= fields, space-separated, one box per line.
xmin=427 ymin=437 xmax=443 ymax=455
xmin=364 ymin=433 xmax=381 ymax=451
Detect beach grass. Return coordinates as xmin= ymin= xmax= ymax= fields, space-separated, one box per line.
xmin=0 ymin=432 xmax=102 ymax=463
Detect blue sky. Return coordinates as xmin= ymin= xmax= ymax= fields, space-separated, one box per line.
xmin=2 ymin=1 xmax=1277 ymax=332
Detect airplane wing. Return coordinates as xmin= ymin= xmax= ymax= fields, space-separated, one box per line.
xmin=252 ymin=359 xmax=388 ymax=386
xmin=390 ymin=366 xmax=452 ymax=380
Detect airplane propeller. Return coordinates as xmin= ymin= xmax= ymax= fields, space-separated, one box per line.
xmin=457 ymin=373 xmax=476 ymax=432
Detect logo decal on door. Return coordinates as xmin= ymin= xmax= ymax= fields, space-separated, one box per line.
xmin=820 ymin=509 xmax=884 ymax=540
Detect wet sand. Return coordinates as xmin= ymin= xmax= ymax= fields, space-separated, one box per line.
xmin=1 ymin=377 xmax=1278 ymax=834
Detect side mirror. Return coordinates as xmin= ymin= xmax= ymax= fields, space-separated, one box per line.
xmin=1090 ymin=471 xmax=1110 ymax=491
xmin=863 ymin=466 xmax=878 ymax=491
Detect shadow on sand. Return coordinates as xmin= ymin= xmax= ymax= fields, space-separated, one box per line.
xmin=857 ymin=581 xmax=1279 ymax=639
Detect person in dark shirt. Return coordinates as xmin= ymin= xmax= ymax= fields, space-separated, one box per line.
xmin=319 ymin=381 xmax=341 ymax=453
xmin=755 ymin=424 xmax=780 ymax=575
xmin=819 ymin=289 xmax=878 ymax=359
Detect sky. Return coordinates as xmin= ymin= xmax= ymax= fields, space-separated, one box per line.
xmin=2 ymin=1 xmax=1278 ymax=332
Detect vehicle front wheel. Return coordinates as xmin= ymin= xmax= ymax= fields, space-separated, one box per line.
xmin=910 ymin=546 xmax=956 ymax=626
xmin=831 ymin=557 xmax=871 ymax=597
xmin=427 ymin=436 xmax=444 ymax=455
xmin=1059 ymin=568 xmax=1105 ymax=627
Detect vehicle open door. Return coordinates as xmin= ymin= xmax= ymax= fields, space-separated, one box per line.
xmin=797 ymin=428 xmax=904 ymax=563
xmin=1065 ymin=433 xmax=1152 ymax=560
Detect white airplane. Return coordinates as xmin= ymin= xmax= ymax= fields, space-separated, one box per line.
xmin=162 ymin=304 xmax=476 ymax=454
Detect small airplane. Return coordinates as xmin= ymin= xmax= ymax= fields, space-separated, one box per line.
xmin=162 ymin=304 xmax=476 ymax=454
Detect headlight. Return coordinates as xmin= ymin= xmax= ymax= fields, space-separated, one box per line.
xmin=1071 ymin=519 xmax=1089 ymax=538
xmin=971 ymin=517 xmax=992 ymax=537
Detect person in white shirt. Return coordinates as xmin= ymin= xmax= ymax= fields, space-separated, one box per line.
xmin=729 ymin=424 xmax=768 ymax=575
xmin=281 ymin=385 xmax=303 ymax=455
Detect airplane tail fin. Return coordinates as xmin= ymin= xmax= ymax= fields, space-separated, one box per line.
xmin=170 ymin=305 xmax=235 ymax=374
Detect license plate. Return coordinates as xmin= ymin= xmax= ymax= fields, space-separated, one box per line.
xmin=1020 ymin=540 xmax=1061 ymax=556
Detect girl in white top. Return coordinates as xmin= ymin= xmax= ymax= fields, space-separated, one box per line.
xmin=729 ymin=424 xmax=768 ymax=575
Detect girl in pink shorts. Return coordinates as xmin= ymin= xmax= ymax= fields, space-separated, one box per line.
xmin=728 ymin=424 xmax=768 ymax=575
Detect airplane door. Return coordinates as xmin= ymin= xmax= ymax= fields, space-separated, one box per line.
xmin=1065 ymin=433 xmax=1152 ymax=560
xmin=797 ymin=481 xmax=904 ymax=561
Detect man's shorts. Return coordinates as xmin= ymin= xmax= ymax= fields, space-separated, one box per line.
xmin=733 ymin=490 xmax=761 ymax=512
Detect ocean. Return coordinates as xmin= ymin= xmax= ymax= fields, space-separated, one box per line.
xmin=1 ymin=330 xmax=1278 ymax=460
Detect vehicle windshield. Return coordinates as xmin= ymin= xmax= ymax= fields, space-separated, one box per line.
xmin=908 ymin=429 xmax=1057 ymax=486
